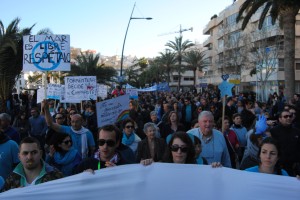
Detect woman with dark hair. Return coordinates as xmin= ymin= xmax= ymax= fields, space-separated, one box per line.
xmin=121 ymin=118 xmax=141 ymax=154
xmin=162 ymin=131 xmax=196 ymax=164
xmin=46 ymin=133 xmax=82 ymax=176
xmin=160 ymin=111 xmax=185 ymax=140
xmin=245 ymin=137 xmax=288 ymax=176
xmin=12 ymin=111 xmax=30 ymax=140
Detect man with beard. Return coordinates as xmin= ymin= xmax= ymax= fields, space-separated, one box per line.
xmin=2 ymin=137 xmax=63 ymax=192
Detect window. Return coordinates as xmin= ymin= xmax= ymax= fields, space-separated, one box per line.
xmin=218 ymin=39 xmax=224 ymax=49
xmin=296 ymin=63 xmax=300 ymax=70
xmin=184 ymin=77 xmax=194 ymax=81
xmin=278 ymin=59 xmax=284 ymax=71
xmin=226 ymin=13 xmax=238 ymax=25
xmin=173 ymin=76 xmax=179 ymax=82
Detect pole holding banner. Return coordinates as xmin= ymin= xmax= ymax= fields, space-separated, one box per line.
xmin=44 ymin=71 xmax=48 ymax=100
xmin=218 ymin=74 xmax=234 ymax=133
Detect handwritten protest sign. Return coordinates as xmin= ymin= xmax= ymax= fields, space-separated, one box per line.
xmin=47 ymin=83 xmax=62 ymax=100
xmin=36 ymin=88 xmax=45 ymax=104
xmin=65 ymin=76 xmax=97 ymax=102
xmin=126 ymin=88 xmax=138 ymax=99
xmin=97 ymin=84 xmax=107 ymax=99
xmin=96 ymin=94 xmax=130 ymax=127
xmin=23 ymin=35 xmax=70 ymax=71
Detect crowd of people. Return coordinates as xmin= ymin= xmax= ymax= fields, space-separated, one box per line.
xmin=1 ymin=88 xmax=300 ymax=192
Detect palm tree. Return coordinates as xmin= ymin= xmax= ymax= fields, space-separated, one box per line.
xmin=236 ymin=0 xmax=300 ymax=101
xmin=70 ymin=52 xmax=117 ymax=85
xmin=165 ymin=36 xmax=194 ymax=90
xmin=157 ymin=50 xmax=177 ymax=85
xmin=183 ymin=49 xmax=208 ymax=86
xmin=0 ymin=18 xmax=51 ymax=112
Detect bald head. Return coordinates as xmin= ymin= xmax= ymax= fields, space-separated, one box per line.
xmin=70 ymin=114 xmax=83 ymax=130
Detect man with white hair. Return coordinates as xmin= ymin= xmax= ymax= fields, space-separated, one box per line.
xmin=187 ymin=111 xmax=231 ymax=168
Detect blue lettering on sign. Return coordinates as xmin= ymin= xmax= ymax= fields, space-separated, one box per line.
xmin=32 ymin=41 xmax=62 ymax=71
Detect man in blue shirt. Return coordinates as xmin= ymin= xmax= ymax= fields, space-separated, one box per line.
xmin=42 ymin=100 xmax=95 ymax=159
xmin=0 ymin=131 xmax=19 ymax=180
xmin=0 ymin=113 xmax=20 ymax=144
xmin=187 ymin=111 xmax=231 ymax=168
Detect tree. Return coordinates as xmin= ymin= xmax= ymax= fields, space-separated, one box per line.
xmin=249 ymin=28 xmax=283 ymax=102
xmin=165 ymin=36 xmax=194 ymax=90
xmin=157 ymin=50 xmax=177 ymax=84
xmin=183 ymin=49 xmax=209 ymax=86
xmin=0 ymin=18 xmax=51 ymax=112
xmin=236 ymin=0 xmax=300 ymax=101
xmin=70 ymin=52 xmax=117 ymax=85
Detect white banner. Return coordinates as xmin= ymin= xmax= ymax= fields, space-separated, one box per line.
xmin=65 ymin=76 xmax=97 ymax=102
xmin=97 ymin=84 xmax=107 ymax=99
xmin=36 ymin=88 xmax=45 ymax=104
xmin=23 ymin=35 xmax=70 ymax=71
xmin=0 ymin=163 xmax=299 ymax=200
xmin=96 ymin=94 xmax=130 ymax=127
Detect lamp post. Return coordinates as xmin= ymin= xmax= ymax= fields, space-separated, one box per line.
xmin=120 ymin=3 xmax=152 ymax=79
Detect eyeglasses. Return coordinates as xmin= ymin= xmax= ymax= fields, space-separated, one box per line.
xmin=282 ymin=115 xmax=292 ymax=119
xmin=62 ymin=140 xmax=72 ymax=145
xmin=170 ymin=145 xmax=188 ymax=153
xmin=125 ymin=125 xmax=134 ymax=129
xmin=98 ymin=139 xmax=116 ymax=147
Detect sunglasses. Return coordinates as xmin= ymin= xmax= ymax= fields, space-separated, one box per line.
xmin=62 ymin=140 xmax=72 ymax=145
xmin=125 ymin=125 xmax=134 ymax=129
xmin=98 ymin=139 xmax=116 ymax=147
xmin=170 ymin=145 xmax=189 ymax=153
xmin=282 ymin=115 xmax=292 ymax=119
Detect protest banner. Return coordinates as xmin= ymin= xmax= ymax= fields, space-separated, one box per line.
xmin=47 ymin=83 xmax=62 ymax=100
xmin=97 ymin=84 xmax=107 ymax=99
xmin=1 ymin=163 xmax=299 ymax=200
xmin=65 ymin=76 xmax=97 ymax=102
xmin=96 ymin=94 xmax=130 ymax=127
xmin=126 ymin=88 xmax=138 ymax=99
xmin=23 ymin=35 xmax=70 ymax=72
xmin=36 ymin=88 xmax=45 ymax=104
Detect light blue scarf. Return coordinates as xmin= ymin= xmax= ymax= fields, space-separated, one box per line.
xmin=54 ymin=148 xmax=81 ymax=176
xmin=122 ymin=132 xmax=135 ymax=146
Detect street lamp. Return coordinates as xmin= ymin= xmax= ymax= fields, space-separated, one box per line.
xmin=120 ymin=3 xmax=152 ymax=79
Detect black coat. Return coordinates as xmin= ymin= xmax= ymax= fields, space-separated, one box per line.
xmin=136 ymin=138 xmax=166 ymax=162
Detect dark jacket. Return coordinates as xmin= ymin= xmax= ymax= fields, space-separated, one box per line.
xmin=270 ymin=124 xmax=300 ymax=176
xmin=2 ymin=161 xmax=63 ymax=192
xmin=74 ymin=152 xmax=128 ymax=174
xmin=136 ymin=138 xmax=166 ymax=162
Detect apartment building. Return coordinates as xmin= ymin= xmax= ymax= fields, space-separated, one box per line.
xmin=202 ymin=0 xmax=300 ymax=100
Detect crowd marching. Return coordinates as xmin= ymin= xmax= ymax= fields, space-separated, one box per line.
xmin=1 ymin=88 xmax=300 ymax=192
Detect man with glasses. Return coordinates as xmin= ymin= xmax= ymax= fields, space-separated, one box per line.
xmin=270 ymin=110 xmax=300 ymax=176
xmin=2 ymin=137 xmax=63 ymax=192
xmin=74 ymin=124 xmax=129 ymax=173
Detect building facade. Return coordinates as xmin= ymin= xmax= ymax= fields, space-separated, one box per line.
xmin=202 ymin=0 xmax=300 ymax=100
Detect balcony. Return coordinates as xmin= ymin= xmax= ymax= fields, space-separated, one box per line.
xmin=203 ymin=17 xmax=217 ymax=35
xmin=203 ymin=36 xmax=213 ymax=47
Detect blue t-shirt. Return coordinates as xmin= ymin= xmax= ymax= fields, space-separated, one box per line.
xmin=245 ymin=166 xmax=289 ymax=176
xmin=59 ymin=126 xmax=95 ymax=159
xmin=0 ymin=140 xmax=19 ymax=179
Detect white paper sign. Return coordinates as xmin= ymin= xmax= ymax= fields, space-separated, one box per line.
xmin=96 ymin=94 xmax=130 ymax=127
xmin=47 ymin=83 xmax=62 ymax=99
xmin=97 ymin=84 xmax=107 ymax=99
xmin=36 ymin=88 xmax=45 ymax=104
xmin=126 ymin=88 xmax=138 ymax=99
xmin=23 ymin=35 xmax=70 ymax=71
xmin=65 ymin=76 xmax=97 ymax=102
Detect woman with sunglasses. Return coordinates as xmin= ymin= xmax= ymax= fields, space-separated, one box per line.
xmin=245 ymin=137 xmax=289 ymax=176
xmin=46 ymin=133 xmax=81 ymax=176
xmin=121 ymin=118 xmax=141 ymax=154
